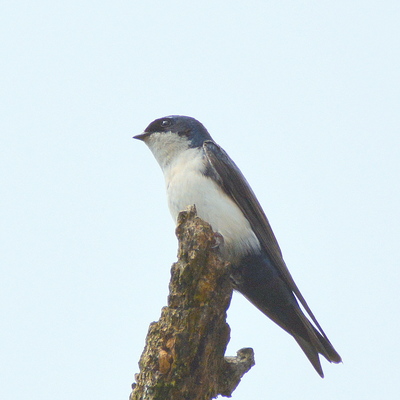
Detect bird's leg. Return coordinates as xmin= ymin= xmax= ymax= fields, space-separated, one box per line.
xmin=212 ymin=232 xmax=224 ymax=249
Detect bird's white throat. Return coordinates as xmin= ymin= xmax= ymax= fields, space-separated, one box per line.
xmin=144 ymin=131 xmax=190 ymax=170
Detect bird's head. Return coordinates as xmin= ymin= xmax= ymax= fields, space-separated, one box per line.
xmin=134 ymin=115 xmax=212 ymax=168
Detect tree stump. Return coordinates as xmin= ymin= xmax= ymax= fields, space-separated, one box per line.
xmin=130 ymin=206 xmax=255 ymax=400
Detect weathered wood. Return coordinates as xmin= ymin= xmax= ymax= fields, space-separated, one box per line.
xmin=130 ymin=206 xmax=255 ymax=400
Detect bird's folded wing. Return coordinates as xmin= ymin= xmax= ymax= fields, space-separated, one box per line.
xmin=203 ymin=140 xmax=328 ymax=339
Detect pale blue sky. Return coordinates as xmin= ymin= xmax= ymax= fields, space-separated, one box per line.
xmin=1 ymin=1 xmax=399 ymax=399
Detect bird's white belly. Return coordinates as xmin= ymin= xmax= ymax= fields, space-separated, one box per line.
xmin=165 ymin=164 xmax=260 ymax=261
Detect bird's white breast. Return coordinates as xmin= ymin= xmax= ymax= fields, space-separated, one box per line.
xmin=163 ymin=148 xmax=260 ymax=261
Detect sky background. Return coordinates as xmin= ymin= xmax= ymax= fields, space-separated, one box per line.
xmin=1 ymin=1 xmax=399 ymax=399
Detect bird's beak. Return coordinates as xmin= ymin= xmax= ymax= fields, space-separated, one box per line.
xmin=133 ymin=132 xmax=150 ymax=141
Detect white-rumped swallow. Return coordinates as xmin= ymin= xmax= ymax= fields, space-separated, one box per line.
xmin=134 ymin=115 xmax=341 ymax=377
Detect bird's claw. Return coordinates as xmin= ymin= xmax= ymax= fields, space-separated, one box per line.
xmin=211 ymin=232 xmax=224 ymax=248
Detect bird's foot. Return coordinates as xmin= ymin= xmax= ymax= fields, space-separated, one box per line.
xmin=211 ymin=232 xmax=224 ymax=249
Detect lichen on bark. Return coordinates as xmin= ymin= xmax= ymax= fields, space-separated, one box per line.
xmin=130 ymin=206 xmax=255 ymax=400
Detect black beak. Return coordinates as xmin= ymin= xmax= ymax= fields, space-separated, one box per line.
xmin=133 ymin=132 xmax=150 ymax=141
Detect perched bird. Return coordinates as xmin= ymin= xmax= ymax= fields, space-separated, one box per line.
xmin=134 ymin=115 xmax=341 ymax=377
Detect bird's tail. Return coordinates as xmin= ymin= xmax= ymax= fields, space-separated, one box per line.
xmin=292 ymin=309 xmax=342 ymax=377
xmin=241 ymin=283 xmax=342 ymax=377
xmin=232 ymin=252 xmax=342 ymax=377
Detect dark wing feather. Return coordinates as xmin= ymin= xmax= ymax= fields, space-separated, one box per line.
xmin=203 ymin=140 xmax=329 ymax=339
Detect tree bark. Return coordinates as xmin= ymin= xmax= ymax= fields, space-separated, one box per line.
xmin=130 ymin=206 xmax=255 ymax=400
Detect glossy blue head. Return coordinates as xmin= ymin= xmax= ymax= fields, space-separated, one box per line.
xmin=135 ymin=115 xmax=213 ymax=149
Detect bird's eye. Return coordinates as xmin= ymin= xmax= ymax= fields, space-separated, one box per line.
xmin=161 ymin=119 xmax=172 ymax=128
